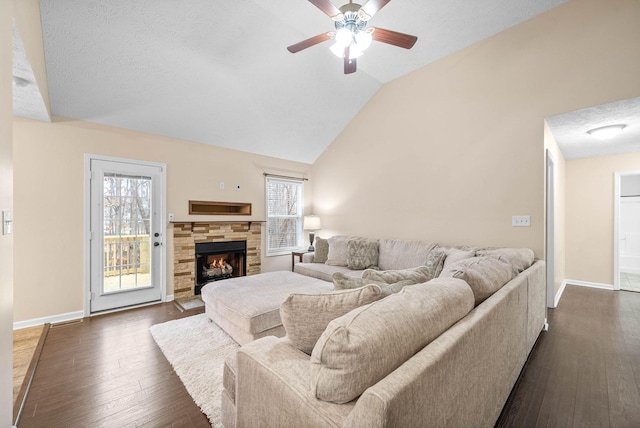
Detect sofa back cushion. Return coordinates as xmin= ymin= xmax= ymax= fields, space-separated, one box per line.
xmin=447 ymin=256 xmax=517 ymax=305
xmin=280 ymin=285 xmax=383 ymax=355
xmin=310 ymin=278 xmax=474 ymax=403
xmin=377 ymin=239 xmax=437 ymax=271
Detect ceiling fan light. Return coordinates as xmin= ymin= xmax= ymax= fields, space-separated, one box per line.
xmin=330 ymin=43 xmax=345 ymax=58
xmin=349 ymin=45 xmax=363 ymax=59
xmin=587 ymin=124 xmax=626 ymax=140
xmin=355 ymin=31 xmax=372 ymax=51
xmin=335 ymin=28 xmax=353 ymax=47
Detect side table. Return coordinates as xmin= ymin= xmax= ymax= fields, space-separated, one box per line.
xmin=291 ymin=250 xmax=313 ymax=271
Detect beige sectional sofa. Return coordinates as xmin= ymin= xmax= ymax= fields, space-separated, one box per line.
xmin=220 ymin=237 xmax=546 ymax=428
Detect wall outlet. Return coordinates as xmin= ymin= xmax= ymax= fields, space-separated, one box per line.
xmin=168 ymin=213 xmax=175 ymax=222
xmin=219 ymin=182 xmax=225 ymax=190
xmin=512 ymin=215 xmax=531 ymax=227
xmin=236 ymin=184 xmax=241 ymax=191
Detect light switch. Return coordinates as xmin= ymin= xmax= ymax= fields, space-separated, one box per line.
xmin=2 ymin=210 xmax=13 ymax=235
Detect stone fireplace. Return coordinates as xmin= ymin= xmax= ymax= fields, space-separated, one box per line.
xmin=173 ymin=222 xmax=261 ymax=300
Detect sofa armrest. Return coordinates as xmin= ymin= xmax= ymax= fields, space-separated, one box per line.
xmin=302 ymin=252 xmax=315 ymax=263
xmin=236 ymin=336 xmax=354 ymax=428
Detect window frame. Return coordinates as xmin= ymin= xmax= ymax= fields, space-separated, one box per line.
xmin=265 ymin=176 xmax=304 ymax=256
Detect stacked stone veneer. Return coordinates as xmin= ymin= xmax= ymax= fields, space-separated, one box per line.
xmin=173 ymin=222 xmax=261 ymax=300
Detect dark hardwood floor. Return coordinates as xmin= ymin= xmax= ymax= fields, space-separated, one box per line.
xmin=497 ymin=285 xmax=640 ymax=427
xmin=17 ymin=302 xmax=210 ymax=428
xmin=16 ymin=285 xmax=640 ymax=427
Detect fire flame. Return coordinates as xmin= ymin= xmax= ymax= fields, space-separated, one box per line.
xmin=209 ymin=258 xmax=226 ymax=268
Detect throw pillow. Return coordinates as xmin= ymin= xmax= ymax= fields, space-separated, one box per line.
xmin=332 ymin=272 xmax=416 ymax=296
xmin=424 ymin=250 xmax=447 ymax=278
xmin=313 ymin=237 xmax=329 ymax=263
xmin=346 ymin=238 xmax=379 ymax=270
xmin=310 ymin=277 xmax=474 ymax=403
xmin=475 ymin=247 xmax=535 ymax=273
xmin=450 ymin=256 xmax=516 ymax=305
xmin=280 ymin=285 xmax=383 ymax=355
xmin=325 ymin=236 xmax=349 ymax=266
xmin=362 ymin=264 xmax=438 ymax=284
xmin=439 ymin=247 xmax=475 ymax=277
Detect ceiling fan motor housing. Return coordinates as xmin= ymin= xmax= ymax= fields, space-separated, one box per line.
xmin=335 ymin=3 xmax=367 ymax=34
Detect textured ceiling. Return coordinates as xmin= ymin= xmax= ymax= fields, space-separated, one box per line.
xmin=546 ymin=97 xmax=640 ymax=160
xmin=14 ymin=0 xmax=571 ymax=163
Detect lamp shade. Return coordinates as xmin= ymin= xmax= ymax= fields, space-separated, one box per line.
xmin=303 ymin=215 xmax=322 ymax=231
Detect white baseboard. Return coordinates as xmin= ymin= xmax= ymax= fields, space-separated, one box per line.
xmin=165 ymin=294 xmax=174 ymax=302
xmin=13 ymin=310 xmax=84 ymax=330
xmin=554 ymin=280 xmax=567 ymax=308
xmin=565 ymin=279 xmax=614 ymax=290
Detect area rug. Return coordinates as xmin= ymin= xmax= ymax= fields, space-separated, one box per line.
xmin=149 ymin=314 xmax=239 ymax=427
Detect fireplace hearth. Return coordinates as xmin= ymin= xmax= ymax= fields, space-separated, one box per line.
xmin=195 ymin=240 xmax=246 ymax=294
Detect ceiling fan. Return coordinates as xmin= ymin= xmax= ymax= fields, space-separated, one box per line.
xmin=287 ymin=0 xmax=418 ymax=74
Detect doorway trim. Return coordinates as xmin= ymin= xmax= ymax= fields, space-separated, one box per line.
xmin=83 ymin=154 xmax=167 ymax=316
xmin=613 ymin=170 xmax=640 ymax=291
xmin=545 ymin=150 xmax=556 ymax=308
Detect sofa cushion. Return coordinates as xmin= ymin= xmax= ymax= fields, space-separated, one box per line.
xmin=347 ymin=238 xmax=379 ymax=270
xmin=475 ymin=247 xmax=535 ymax=273
xmin=313 ymin=237 xmax=329 ymax=263
xmin=326 ymin=235 xmax=349 ymax=266
xmin=310 ymin=278 xmax=474 ymax=403
xmin=377 ymin=239 xmax=437 ymax=270
xmin=294 ymin=262 xmax=364 ymax=282
xmin=449 ymin=256 xmax=516 ymax=305
xmin=332 ymin=272 xmax=417 ymax=296
xmin=280 ymin=285 xmax=383 ymax=355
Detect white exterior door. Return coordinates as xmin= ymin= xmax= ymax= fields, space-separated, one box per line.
xmin=88 ymin=157 xmax=165 ymax=313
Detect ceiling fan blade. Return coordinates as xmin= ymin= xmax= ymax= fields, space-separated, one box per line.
xmin=360 ymin=0 xmax=392 ymax=19
xmin=344 ymin=47 xmax=357 ymax=74
xmin=287 ymin=33 xmax=331 ymax=53
xmin=308 ymin=0 xmax=343 ymax=19
xmin=371 ymin=27 xmax=417 ymax=49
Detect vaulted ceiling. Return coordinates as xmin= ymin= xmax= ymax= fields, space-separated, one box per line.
xmin=14 ymin=0 xmax=581 ymax=163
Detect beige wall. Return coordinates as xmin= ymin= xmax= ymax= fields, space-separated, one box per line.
xmin=1 ymin=0 xmax=14 ymax=424
xmin=311 ymin=0 xmax=640 ymax=258
xmin=544 ymin=121 xmax=566 ymax=303
xmin=566 ymin=152 xmax=640 ymax=285
xmin=13 ymin=118 xmax=310 ymax=322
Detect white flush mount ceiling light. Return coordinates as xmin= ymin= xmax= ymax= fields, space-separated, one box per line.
xmin=587 ymin=124 xmax=626 ymax=140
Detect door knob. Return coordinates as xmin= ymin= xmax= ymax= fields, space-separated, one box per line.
xmin=154 ymin=242 xmax=160 ymax=247
xmin=154 ymin=232 xmax=160 ymax=237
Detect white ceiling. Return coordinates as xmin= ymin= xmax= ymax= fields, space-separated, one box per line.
xmin=13 ymin=0 xmax=573 ymax=164
xmin=546 ymin=97 xmax=640 ymax=160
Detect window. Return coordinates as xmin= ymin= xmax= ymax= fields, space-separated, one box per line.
xmin=266 ymin=177 xmax=303 ymax=256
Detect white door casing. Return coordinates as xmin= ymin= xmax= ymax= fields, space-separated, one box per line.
xmin=85 ymin=155 xmax=166 ymax=314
